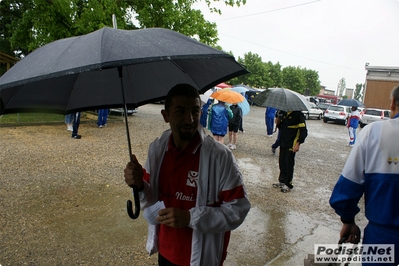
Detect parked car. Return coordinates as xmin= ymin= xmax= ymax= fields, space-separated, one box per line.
xmin=359 ymin=108 xmax=390 ymax=128
xmin=323 ymin=105 xmax=352 ymax=125
xmin=302 ymin=102 xmax=323 ymax=120
xmin=109 ymin=108 xmax=138 ymax=115
xmin=317 ymin=103 xmax=331 ymax=115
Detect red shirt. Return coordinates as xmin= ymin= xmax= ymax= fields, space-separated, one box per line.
xmin=158 ymin=132 xmax=201 ymax=265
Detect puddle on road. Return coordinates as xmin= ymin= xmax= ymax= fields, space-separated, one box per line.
xmin=237 ymin=157 xmax=279 ymax=187
xmin=227 ymin=206 xmax=316 ymax=265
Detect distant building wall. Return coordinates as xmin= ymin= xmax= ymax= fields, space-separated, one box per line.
xmin=345 ymin=88 xmax=354 ymax=99
xmin=364 ymin=66 xmax=399 ymax=109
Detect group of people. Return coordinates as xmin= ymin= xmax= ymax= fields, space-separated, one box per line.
xmin=64 ymin=108 xmax=109 ymax=139
xmin=200 ymin=98 xmax=243 ymax=150
xmin=121 ymin=83 xmax=399 ymax=265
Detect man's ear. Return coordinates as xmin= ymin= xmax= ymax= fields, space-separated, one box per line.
xmin=161 ymin=109 xmax=169 ymax=123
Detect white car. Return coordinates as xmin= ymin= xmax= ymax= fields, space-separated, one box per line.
xmin=302 ymin=102 xmax=323 ymax=120
xmin=359 ymin=108 xmax=390 ymax=128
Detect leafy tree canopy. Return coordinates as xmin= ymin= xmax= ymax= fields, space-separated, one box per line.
xmin=0 ymin=0 xmax=246 ymax=57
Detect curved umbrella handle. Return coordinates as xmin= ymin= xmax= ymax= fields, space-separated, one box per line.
xmin=127 ymin=185 xmax=140 ymax=219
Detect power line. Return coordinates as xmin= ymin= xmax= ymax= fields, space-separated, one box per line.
xmin=213 ymin=0 xmax=322 ymax=21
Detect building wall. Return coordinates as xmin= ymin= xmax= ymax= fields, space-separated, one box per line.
xmin=364 ymin=80 xmax=398 ymax=109
xmin=364 ymin=66 xmax=399 ymax=109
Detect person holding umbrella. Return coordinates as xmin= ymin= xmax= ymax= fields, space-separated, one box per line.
xmin=227 ymin=103 xmax=243 ymax=150
xmin=272 ymin=110 xmax=308 ymax=193
xmin=346 ymin=106 xmax=361 ymax=147
xmin=123 ymin=84 xmax=251 ymax=265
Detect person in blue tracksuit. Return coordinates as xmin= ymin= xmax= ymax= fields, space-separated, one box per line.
xmin=265 ymin=107 xmax=276 ymax=137
xmin=330 ymin=85 xmax=399 ymax=266
xmin=347 ymin=106 xmax=360 ymax=147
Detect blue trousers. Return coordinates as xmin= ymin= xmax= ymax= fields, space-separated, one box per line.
xmin=72 ymin=112 xmax=81 ymax=137
xmin=265 ymin=116 xmax=274 ymax=135
xmin=97 ymin=109 xmax=108 ymax=126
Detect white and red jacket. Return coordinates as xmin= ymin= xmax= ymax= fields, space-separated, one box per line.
xmin=136 ymin=126 xmax=251 ymax=266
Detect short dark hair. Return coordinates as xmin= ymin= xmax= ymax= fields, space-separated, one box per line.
xmin=164 ymin=84 xmax=200 ymax=111
xmin=392 ymin=85 xmax=399 ymax=107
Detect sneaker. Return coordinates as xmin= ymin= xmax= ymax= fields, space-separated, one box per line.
xmin=72 ymin=134 xmax=81 ymax=139
xmin=98 ymin=125 xmax=103 ymax=128
xmin=230 ymin=144 xmax=236 ymax=150
xmin=272 ymin=182 xmax=284 ymax=188
xmin=227 ymin=143 xmax=233 ymax=148
xmin=67 ymin=126 xmax=73 ymax=131
xmin=281 ymin=185 xmax=291 ymax=193
xmin=272 ymin=147 xmax=276 ymax=155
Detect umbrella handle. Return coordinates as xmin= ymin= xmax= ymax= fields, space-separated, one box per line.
xmin=118 ymin=66 xmax=141 ymax=220
xmin=127 ymin=186 xmax=140 ymax=219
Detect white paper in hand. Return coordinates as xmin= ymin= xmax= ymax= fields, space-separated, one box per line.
xmin=143 ymin=201 xmax=166 ymax=225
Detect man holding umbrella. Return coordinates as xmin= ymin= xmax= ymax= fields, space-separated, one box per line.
xmin=347 ymin=106 xmax=361 ymax=147
xmin=273 ymin=110 xmax=308 ymax=193
xmin=124 ymin=84 xmax=251 ymax=265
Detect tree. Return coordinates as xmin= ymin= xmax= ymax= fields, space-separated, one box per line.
xmin=1 ymin=0 xmax=246 ymax=58
xmin=302 ymin=68 xmax=320 ymax=96
xmin=354 ymin=83 xmax=363 ymax=101
xmin=233 ymin=52 xmax=270 ymax=88
xmin=337 ymin=77 xmax=346 ymax=96
xmin=282 ymin=66 xmax=306 ymax=93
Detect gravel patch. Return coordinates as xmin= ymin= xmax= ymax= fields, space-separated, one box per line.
xmin=0 ymin=104 xmax=366 ymax=265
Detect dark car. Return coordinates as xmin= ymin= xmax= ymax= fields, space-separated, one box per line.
xmin=317 ymin=103 xmax=331 ymax=114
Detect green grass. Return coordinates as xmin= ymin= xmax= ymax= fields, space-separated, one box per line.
xmin=0 ymin=113 xmax=65 ymax=124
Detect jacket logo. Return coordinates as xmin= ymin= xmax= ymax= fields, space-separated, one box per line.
xmin=387 ymin=157 xmax=398 ymax=165
xmin=186 ymin=171 xmax=199 ymax=187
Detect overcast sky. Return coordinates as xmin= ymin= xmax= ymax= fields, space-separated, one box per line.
xmin=194 ymin=0 xmax=399 ymax=93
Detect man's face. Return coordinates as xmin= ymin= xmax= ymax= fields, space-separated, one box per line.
xmin=162 ymin=95 xmax=201 ymax=142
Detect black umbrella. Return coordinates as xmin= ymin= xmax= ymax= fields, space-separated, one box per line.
xmin=0 ymin=27 xmax=248 ymax=219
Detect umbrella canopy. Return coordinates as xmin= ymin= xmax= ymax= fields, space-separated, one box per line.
xmin=0 ymin=27 xmax=248 ymax=220
xmin=230 ymin=86 xmax=248 ymax=94
xmin=211 ymin=89 xmax=245 ymax=104
xmin=228 ymin=98 xmax=250 ymax=116
xmin=337 ymin=98 xmax=365 ymax=107
xmin=263 ymin=88 xmax=311 ymax=112
xmin=252 ymin=88 xmax=279 ymax=107
xmin=0 ymin=27 xmax=248 ymax=114
xmin=232 ymin=84 xmax=258 ymax=91
xmin=215 ymin=82 xmax=232 ymax=89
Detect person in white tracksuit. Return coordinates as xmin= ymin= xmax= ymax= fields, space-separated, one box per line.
xmin=124 ymin=84 xmax=251 ymax=266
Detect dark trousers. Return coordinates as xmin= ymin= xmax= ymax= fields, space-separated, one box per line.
xmin=278 ymin=146 xmax=296 ymax=188
xmin=72 ymin=112 xmax=81 ymax=137
xmin=271 ymin=130 xmax=281 ymax=149
xmin=158 ymin=254 xmax=177 ymax=266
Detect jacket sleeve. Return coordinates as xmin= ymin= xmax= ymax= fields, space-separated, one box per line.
xmin=188 ymin=147 xmax=251 ymax=233
xmin=298 ymin=112 xmax=308 ymax=144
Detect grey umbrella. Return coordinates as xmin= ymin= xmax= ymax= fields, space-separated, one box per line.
xmin=0 ymin=27 xmax=248 ymax=219
xmin=252 ymin=88 xmax=278 ymax=107
xmin=262 ymin=88 xmax=311 ymax=112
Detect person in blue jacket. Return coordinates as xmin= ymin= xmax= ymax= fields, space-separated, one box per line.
xmin=208 ymin=100 xmax=233 ymax=144
xmin=200 ymin=99 xmax=212 ymax=128
xmin=346 ymin=106 xmax=360 ymax=147
xmin=330 ymin=85 xmax=399 ymax=265
xmin=265 ymin=107 xmax=276 ymax=137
